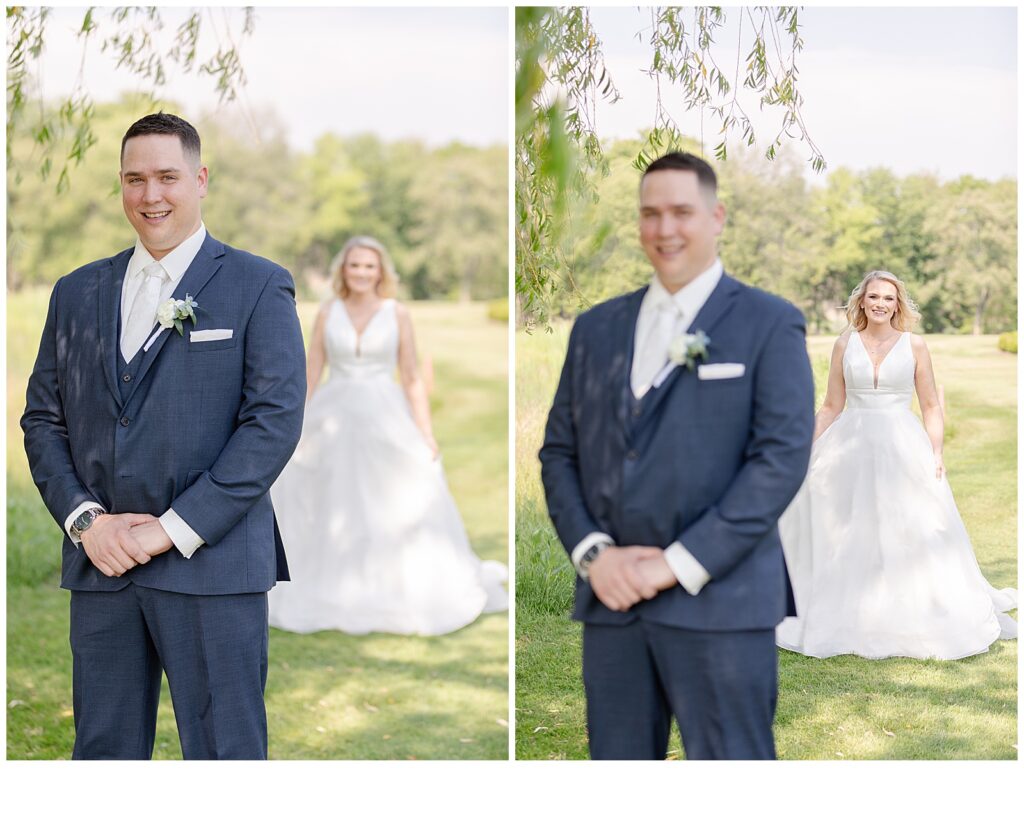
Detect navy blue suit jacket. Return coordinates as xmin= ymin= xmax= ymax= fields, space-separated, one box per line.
xmin=540 ymin=273 xmax=814 ymax=630
xmin=22 ymin=233 xmax=307 ymax=595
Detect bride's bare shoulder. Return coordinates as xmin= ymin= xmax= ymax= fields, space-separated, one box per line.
xmin=314 ymin=297 xmax=335 ymax=322
xmin=908 ymin=332 xmax=928 ymax=352
xmin=834 ymin=330 xmax=854 ymax=353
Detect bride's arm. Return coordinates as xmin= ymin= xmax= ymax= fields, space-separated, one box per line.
xmin=305 ymin=303 xmax=330 ymax=403
xmin=911 ymin=334 xmax=945 ymax=479
xmin=395 ymin=303 xmax=439 ymax=458
xmin=813 ymin=333 xmax=849 ymax=442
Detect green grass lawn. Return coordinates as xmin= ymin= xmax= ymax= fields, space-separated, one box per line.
xmin=515 ymin=325 xmax=1017 ymax=760
xmin=6 ymin=292 xmax=509 ymax=760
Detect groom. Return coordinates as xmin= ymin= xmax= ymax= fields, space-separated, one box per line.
xmin=540 ymin=152 xmax=815 ymax=760
xmin=21 ymin=113 xmax=306 ymax=759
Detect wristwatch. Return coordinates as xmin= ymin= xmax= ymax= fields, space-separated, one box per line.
xmin=70 ymin=507 xmax=106 ymax=539
xmin=578 ymin=541 xmax=610 ymax=580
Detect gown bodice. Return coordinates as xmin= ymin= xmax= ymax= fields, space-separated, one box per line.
xmin=843 ymin=331 xmax=915 ymax=411
xmin=324 ymin=298 xmax=398 ymax=381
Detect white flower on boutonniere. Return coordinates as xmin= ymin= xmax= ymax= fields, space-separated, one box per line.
xmin=652 ymin=329 xmax=711 ymax=389
xmin=157 ymin=294 xmax=200 ymax=336
xmin=145 ymin=294 xmax=200 ymax=352
xmin=667 ymin=329 xmax=710 ymax=371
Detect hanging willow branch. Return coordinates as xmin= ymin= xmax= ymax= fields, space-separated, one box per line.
xmin=6 ymin=6 xmax=255 ymax=191
xmin=516 ymin=6 xmax=826 ymax=324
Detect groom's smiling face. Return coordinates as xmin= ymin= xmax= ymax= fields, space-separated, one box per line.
xmin=639 ymin=169 xmax=725 ymax=293
xmin=120 ymin=134 xmax=208 ymax=261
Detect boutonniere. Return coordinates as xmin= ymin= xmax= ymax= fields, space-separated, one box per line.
xmin=652 ymin=330 xmax=710 ymax=389
xmin=668 ymin=329 xmax=710 ymax=370
xmin=144 ymin=294 xmax=200 ymax=352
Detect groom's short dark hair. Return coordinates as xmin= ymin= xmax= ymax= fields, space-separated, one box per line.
xmin=643 ymin=152 xmax=718 ymax=202
xmin=121 ymin=113 xmax=202 ymax=168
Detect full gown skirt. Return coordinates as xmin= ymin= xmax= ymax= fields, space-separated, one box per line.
xmin=777 ymin=331 xmax=1017 ymax=659
xmin=268 ymin=299 xmax=508 ymax=636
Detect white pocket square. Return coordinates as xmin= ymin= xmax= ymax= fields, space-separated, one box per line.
xmin=190 ymin=329 xmax=233 ymax=342
xmin=697 ymin=363 xmax=745 ymax=380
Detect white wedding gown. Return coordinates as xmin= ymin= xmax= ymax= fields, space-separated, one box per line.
xmin=268 ymin=298 xmax=508 ymax=636
xmin=777 ymin=331 xmax=1017 ymax=659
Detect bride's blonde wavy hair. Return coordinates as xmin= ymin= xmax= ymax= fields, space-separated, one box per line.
xmin=330 ymin=235 xmax=400 ymax=299
xmin=844 ymin=270 xmax=920 ymax=332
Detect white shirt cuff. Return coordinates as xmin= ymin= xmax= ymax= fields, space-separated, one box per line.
xmin=65 ymin=501 xmax=106 ymax=545
xmin=664 ymin=541 xmax=711 ymax=595
xmin=160 ymin=509 xmax=205 ymax=559
xmin=570 ymin=532 xmax=615 ymax=578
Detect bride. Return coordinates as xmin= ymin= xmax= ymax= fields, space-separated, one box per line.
xmin=268 ymin=236 xmax=508 ymax=636
xmin=777 ymin=270 xmax=1016 ymax=659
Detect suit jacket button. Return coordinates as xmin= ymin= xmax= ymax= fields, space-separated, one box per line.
xmin=119 ymin=417 xmax=130 ymax=427
xmin=626 ymin=450 xmax=638 ymax=460
xmin=631 ymin=406 xmax=642 ymax=417
xmin=122 ymin=373 xmax=132 ymax=383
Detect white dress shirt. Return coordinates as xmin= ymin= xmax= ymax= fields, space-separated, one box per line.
xmin=64 ymin=224 xmax=208 ymax=559
xmin=571 ymin=259 xmax=724 ymax=596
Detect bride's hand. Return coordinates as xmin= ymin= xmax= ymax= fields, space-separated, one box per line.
xmin=933 ymin=450 xmax=945 ymax=480
xmin=425 ymin=435 xmax=440 ymax=460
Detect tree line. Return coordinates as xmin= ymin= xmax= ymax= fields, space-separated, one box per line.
xmin=7 ymin=95 xmax=508 ymax=301
xmin=529 ymin=136 xmax=1016 ymax=334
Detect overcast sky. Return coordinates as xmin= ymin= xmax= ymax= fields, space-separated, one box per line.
xmin=587 ymin=5 xmax=1016 ymax=181
xmin=32 ymin=5 xmax=509 ymax=150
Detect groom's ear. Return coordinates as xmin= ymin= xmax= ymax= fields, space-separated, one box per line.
xmin=712 ymin=201 xmax=726 ymax=235
xmin=196 ymin=165 xmax=209 ymax=199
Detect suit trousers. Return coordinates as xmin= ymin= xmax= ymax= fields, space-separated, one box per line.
xmin=70 ymin=584 xmax=269 ymax=760
xmin=582 ymin=620 xmax=778 ymax=760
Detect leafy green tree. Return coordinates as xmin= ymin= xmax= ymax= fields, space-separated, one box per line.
xmin=291 ymin=133 xmax=370 ymax=282
xmin=800 ymin=168 xmax=884 ymax=329
xmin=406 ymin=144 xmax=509 ymax=300
xmin=921 ymin=177 xmax=1017 ymax=334
xmin=715 ymin=143 xmax=815 ymax=303
xmin=199 ymin=107 xmax=310 ymax=280
xmin=333 ymin=134 xmax=427 ymax=293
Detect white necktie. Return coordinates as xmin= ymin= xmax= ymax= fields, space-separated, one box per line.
xmin=632 ymin=298 xmax=682 ymax=399
xmin=121 ymin=262 xmax=168 ymax=363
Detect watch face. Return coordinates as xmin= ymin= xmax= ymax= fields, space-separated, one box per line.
xmin=74 ymin=510 xmax=100 ymax=533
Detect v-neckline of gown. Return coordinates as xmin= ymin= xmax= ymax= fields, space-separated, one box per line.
xmin=856 ymin=329 xmax=905 ymax=389
xmin=338 ymin=298 xmax=389 ymax=355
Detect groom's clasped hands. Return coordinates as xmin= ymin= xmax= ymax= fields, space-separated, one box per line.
xmin=79 ymin=513 xmax=175 ymax=578
xmin=587 ymin=546 xmax=678 ymax=612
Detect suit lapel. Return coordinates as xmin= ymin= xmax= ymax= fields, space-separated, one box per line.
xmin=125 ymin=234 xmax=226 ymax=402
xmin=640 ymin=273 xmax=742 ymax=419
xmin=615 ymin=287 xmax=647 ymax=431
xmin=98 ymin=250 xmax=132 ymax=409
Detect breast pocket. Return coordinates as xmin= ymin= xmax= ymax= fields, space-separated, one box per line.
xmin=189 ymin=337 xmax=237 ymax=353
xmin=694 ymin=376 xmax=751 ymax=428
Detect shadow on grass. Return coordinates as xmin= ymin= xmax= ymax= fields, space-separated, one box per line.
xmin=267 ymin=615 xmax=509 ymax=760
xmin=7 ymin=584 xmax=508 ymax=760
xmin=776 ymin=644 xmax=1017 ymax=760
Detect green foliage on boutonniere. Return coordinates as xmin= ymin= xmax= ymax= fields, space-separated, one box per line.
xmin=156 ymin=294 xmax=200 ymax=336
